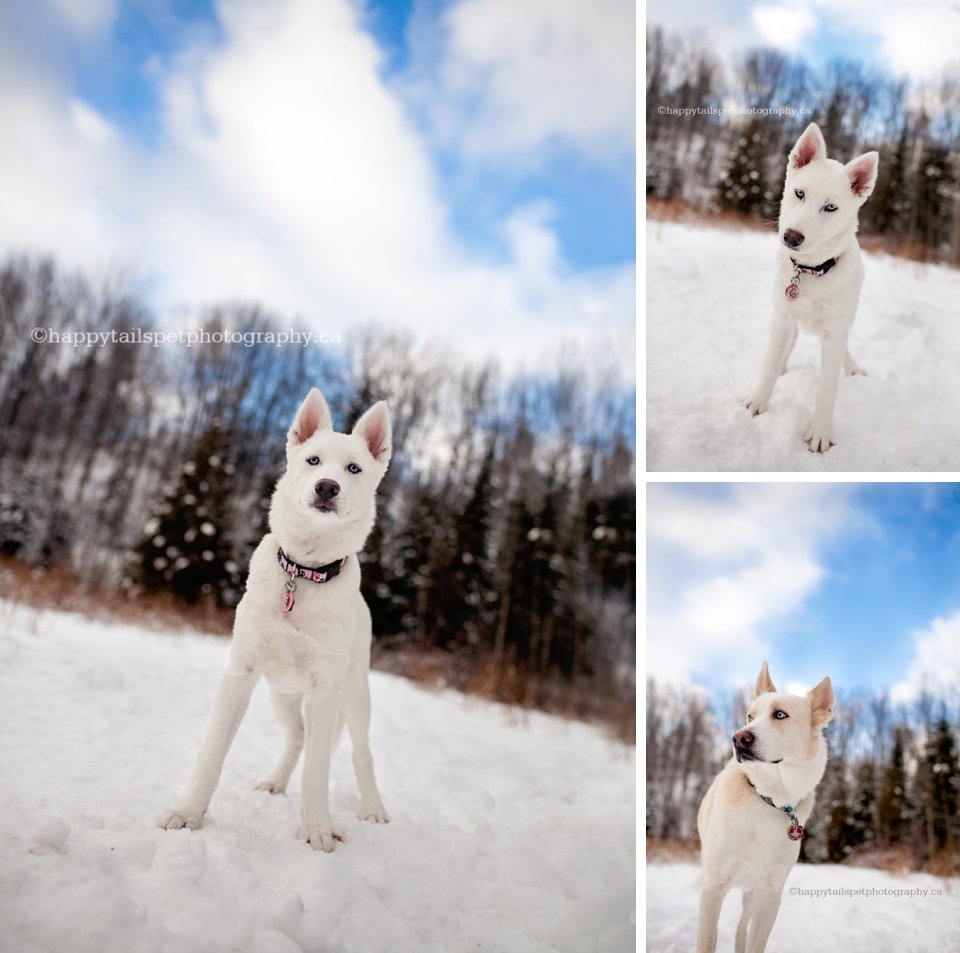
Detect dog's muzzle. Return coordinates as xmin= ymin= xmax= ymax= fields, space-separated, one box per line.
xmin=313 ymin=479 xmax=340 ymax=513
xmin=733 ymin=728 xmax=759 ymax=762
xmin=782 ymin=228 xmax=804 ymax=249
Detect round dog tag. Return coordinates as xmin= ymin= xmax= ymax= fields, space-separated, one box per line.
xmin=787 ymin=824 xmax=804 ymax=841
xmin=784 ymin=282 xmax=799 ymax=300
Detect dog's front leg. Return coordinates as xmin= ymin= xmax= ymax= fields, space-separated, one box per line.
xmin=744 ymin=315 xmax=793 ymax=416
xmin=159 ymin=666 xmax=259 ymax=830
xmin=696 ymin=883 xmax=729 ymax=953
xmin=805 ymin=332 xmax=846 ymax=453
xmin=299 ymin=686 xmax=345 ymax=851
xmin=744 ymin=885 xmax=783 ymax=953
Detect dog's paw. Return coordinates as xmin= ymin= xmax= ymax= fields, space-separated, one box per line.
xmin=254 ymin=779 xmax=287 ymax=795
xmin=359 ymin=803 xmax=389 ymax=824
xmin=298 ymin=820 xmax=344 ymax=852
xmin=158 ymin=809 xmax=202 ymax=831
xmin=743 ymin=395 xmax=768 ymax=417
xmin=804 ymin=423 xmax=834 ymax=454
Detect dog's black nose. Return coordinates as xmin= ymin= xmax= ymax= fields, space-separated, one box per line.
xmin=733 ymin=729 xmax=754 ymax=748
xmin=314 ymin=479 xmax=340 ymax=504
xmin=782 ymin=228 xmax=804 ymax=249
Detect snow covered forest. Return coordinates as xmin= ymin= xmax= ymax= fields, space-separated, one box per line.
xmin=0 ymin=255 xmax=636 ymax=735
xmin=647 ymin=27 xmax=960 ymax=265
xmin=646 ymin=678 xmax=960 ymax=876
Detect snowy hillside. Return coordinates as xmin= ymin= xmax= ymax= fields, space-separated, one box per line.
xmin=647 ymin=861 xmax=960 ymax=952
xmin=0 ymin=602 xmax=636 ymax=953
xmin=646 ymin=220 xmax=960 ymax=471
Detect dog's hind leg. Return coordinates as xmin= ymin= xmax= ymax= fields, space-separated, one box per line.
xmin=696 ymin=883 xmax=729 ymax=953
xmin=735 ymin=889 xmax=757 ymax=953
xmin=255 ymin=688 xmax=304 ymax=794
xmin=343 ymin=667 xmax=389 ymax=823
xmin=159 ymin=666 xmax=259 ymax=830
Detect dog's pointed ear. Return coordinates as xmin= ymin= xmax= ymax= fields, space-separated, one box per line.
xmin=788 ymin=123 xmax=827 ymax=171
xmin=288 ymin=388 xmax=333 ymax=446
xmin=807 ymin=675 xmax=834 ymax=729
xmin=846 ymin=151 xmax=879 ymax=203
xmin=353 ymin=401 xmax=392 ymax=467
xmin=755 ymin=660 xmax=777 ymax=697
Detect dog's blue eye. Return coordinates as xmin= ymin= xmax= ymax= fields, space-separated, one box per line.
xmin=347 ymin=463 xmax=362 ymax=474
xmin=824 ymin=203 xmax=838 ymax=212
xmin=774 ymin=710 xmax=787 ymax=719
xmin=795 ymin=189 xmax=805 ymax=199
xmin=307 ymin=456 xmax=320 ymax=466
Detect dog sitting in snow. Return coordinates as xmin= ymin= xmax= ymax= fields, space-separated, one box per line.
xmin=159 ymin=388 xmax=390 ymax=851
xmin=744 ymin=122 xmax=879 ymax=453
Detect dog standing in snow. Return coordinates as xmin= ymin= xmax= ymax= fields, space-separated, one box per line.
xmin=696 ymin=662 xmax=834 ymax=953
xmin=159 ymin=388 xmax=390 ymax=851
xmin=744 ymin=122 xmax=879 ymax=452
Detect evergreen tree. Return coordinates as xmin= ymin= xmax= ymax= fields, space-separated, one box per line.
xmin=866 ymin=125 xmax=909 ymax=238
xmin=715 ymin=119 xmax=773 ymax=219
xmin=823 ymin=765 xmax=855 ymax=863
xmin=850 ymin=759 xmax=877 ymax=854
xmin=131 ymin=422 xmax=242 ymax=607
xmin=877 ymin=727 xmax=910 ymax=846
xmin=436 ymin=437 xmax=499 ymax=650
xmin=910 ymin=141 xmax=953 ymax=256
xmin=916 ymin=715 xmax=960 ymax=865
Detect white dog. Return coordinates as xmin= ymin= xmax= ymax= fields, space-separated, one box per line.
xmin=696 ymin=662 xmax=834 ymax=953
xmin=159 ymin=388 xmax=391 ymax=851
xmin=745 ymin=122 xmax=879 ymax=452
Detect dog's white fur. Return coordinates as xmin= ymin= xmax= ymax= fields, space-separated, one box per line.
xmin=745 ymin=122 xmax=879 ymax=452
xmin=158 ymin=388 xmax=390 ymax=851
xmin=696 ymin=662 xmax=834 ymax=953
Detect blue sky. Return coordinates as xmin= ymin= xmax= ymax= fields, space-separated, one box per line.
xmin=0 ymin=0 xmax=635 ymax=375
xmin=646 ymin=0 xmax=960 ymax=82
xmin=647 ymin=483 xmax=960 ymax=706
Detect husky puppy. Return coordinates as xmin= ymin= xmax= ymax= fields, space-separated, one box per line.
xmin=159 ymin=388 xmax=391 ymax=851
xmin=697 ymin=662 xmax=834 ymax=953
xmin=745 ymin=122 xmax=879 ymax=452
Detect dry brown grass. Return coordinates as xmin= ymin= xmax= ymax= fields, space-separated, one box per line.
xmin=844 ymin=845 xmax=922 ymax=875
xmin=646 ymin=197 xmax=954 ymax=267
xmin=0 ymin=556 xmax=232 ymax=636
xmin=372 ymin=642 xmax=636 ymax=744
xmin=646 ymin=196 xmax=774 ymax=233
xmin=1 ymin=558 xmax=636 ymax=743
xmin=646 ymin=836 xmax=700 ymax=863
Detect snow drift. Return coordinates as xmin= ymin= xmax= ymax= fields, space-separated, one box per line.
xmin=646 ymin=220 xmax=960 ymax=471
xmin=646 ymin=861 xmax=959 ymax=952
xmin=0 ymin=602 xmax=635 ymax=953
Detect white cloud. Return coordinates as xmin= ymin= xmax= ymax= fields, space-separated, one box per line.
xmin=0 ymin=0 xmax=634 ymax=378
xmin=646 ymin=484 xmax=859 ymax=685
xmin=751 ymin=3 xmax=818 ymax=53
xmin=46 ymin=0 xmax=117 ymax=35
xmin=649 ymin=0 xmax=960 ymax=81
xmin=421 ymin=0 xmax=635 ymax=161
xmin=891 ymin=611 xmax=960 ymax=705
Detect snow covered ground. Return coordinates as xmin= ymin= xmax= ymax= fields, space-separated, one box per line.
xmin=0 ymin=602 xmax=635 ymax=953
xmin=646 ymin=220 xmax=960 ymax=471
xmin=646 ymin=861 xmax=960 ymax=952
